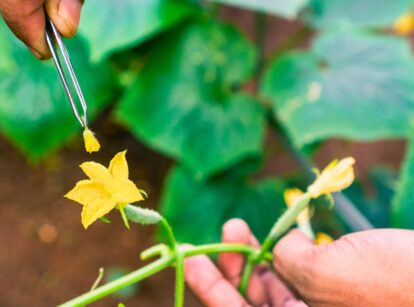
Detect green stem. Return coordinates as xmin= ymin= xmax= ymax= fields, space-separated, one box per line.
xmin=182 ymin=243 xmax=271 ymax=261
xmin=175 ymin=251 xmax=185 ymax=307
xmin=239 ymin=193 xmax=311 ymax=293
xmin=259 ymin=193 xmax=311 ymax=259
xmin=58 ymin=256 xmax=174 ymax=307
xmin=60 ymin=242 xmax=273 ymax=306
xmin=160 ymin=217 xmax=177 ymax=249
xmin=239 ymin=259 xmax=254 ymax=295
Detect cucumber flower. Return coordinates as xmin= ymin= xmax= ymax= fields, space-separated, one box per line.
xmin=307 ymin=157 xmax=355 ymax=199
xmin=65 ymin=150 xmax=144 ymax=229
xmin=83 ymin=127 xmax=100 ymax=153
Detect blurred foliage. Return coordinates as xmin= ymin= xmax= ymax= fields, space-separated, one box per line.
xmin=79 ymin=0 xmax=198 ymax=61
xmin=345 ymin=168 xmax=397 ymax=228
xmin=160 ymin=165 xmax=287 ymax=243
xmin=262 ymin=30 xmax=414 ymax=147
xmin=209 ymin=0 xmax=308 ymax=18
xmin=305 ymin=0 xmax=413 ymax=28
xmin=116 ymin=20 xmax=264 ymax=178
xmin=1 ymin=0 xmax=414 ymax=241
xmin=392 ymin=140 xmax=414 ymax=228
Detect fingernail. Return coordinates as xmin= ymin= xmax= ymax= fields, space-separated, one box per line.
xmin=28 ymin=47 xmax=44 ymax=60
xmin=58 ymin=0 xmax=83 ymax=35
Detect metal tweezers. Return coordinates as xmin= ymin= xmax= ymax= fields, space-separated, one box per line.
xmin=45 ymin=18 xmax=87 ymax=128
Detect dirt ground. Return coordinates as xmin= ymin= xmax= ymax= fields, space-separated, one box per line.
xmin=0 ymin=8 xmax=408 ymax=307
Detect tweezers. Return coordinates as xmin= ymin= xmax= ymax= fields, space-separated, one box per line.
xmin=45 ymin=18 xmax=88 ymax=128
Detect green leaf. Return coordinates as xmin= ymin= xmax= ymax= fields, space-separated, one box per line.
xmin=78 ymin=0 xmax=198 ymax=62
xmin=117 ymin=21 xmax=265 ymax=178
xmin=160 ymin=165 xmax=287 ymax=244
xmin=0 ymin=20 xmax=116 ymax=160
xmin=210 ymin=0 xmax=308 ymax=19
xmin=392 ymin=140 xmax=414 ymax=228
xmin=305 ymin=0 xmax=412 ymax=28
xmin=262 ymin=30 xmax=414 ymax=148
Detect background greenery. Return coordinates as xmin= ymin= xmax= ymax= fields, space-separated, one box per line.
xmin=1 ymin=0 xmax=413 ymax=244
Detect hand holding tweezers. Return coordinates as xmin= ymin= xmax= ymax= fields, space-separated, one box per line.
xmin=45 ymin=18 xmax=88 ymax=128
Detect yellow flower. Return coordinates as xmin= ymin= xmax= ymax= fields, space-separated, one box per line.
xmin=307 ymin=157 xmax=355 ymax=198
xmin=65 ymin=150 xmax=144 ymax=229
xmin=83 ymin=128 xmax=100 ymax=153
xmin=284 ymin=188 xmax=309 ymax=225
xmin=394 ymin=13 xmax=414 ymax=35
xmin=314 ymin=232 xmax=334 ymax=245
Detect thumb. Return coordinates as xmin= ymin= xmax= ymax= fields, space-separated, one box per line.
xmin=273 ymin=229 xmax=316 ymax=295
xmin=46 ymin=0 xmax=84 ymax=38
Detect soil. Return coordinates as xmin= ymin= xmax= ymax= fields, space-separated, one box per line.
xmin=0 ymin=8 xmax=408 ymax=307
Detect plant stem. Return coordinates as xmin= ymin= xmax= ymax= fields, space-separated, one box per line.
xmin=182 ymin=243 xmax=271 ymax=261
xmin=239 ymin=193 xmax=311 ymax=293
xmin=239 ymin=259 xmax=254 ymax=295
xmin=259 ymin=194 xmax=311 ymax=258
xmin=60 ymin=242 xmax=273 ymax=306
xmin=58 ymin=256 xmax=174 ymax=307
xmin=175 ymin=251 xmax=185 ymax=307
xmin=160 ymin=217 xmax=177 ymax=249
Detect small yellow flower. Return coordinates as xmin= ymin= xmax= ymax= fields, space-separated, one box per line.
xmin=307 ymin=157 xmax=355 ymax=198
xmin=65 ymin=150 xmax=144 ymax=229
xmin=83 ymin=128 xmax=100 ymax=153
xmin=314 ymin=232 xmax=334 ymax=245
xmin=284 ymin=188 xmax=309 ymax=225
xmin=394 ymin=13 xmax=414 ymax=35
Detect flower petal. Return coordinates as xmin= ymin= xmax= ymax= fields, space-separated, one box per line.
xmin=112 ymin=179 xmax=144 ymax=204
xmin=109 ymin=150 xmax=129 ymax=180
xmin=80 ymin=162 xmax=114 ymax=188
xmin=315 ymin=232 xmax=334 ymax=245
xmin=65 ymin=180 xmax=109 ymax=205
xmin=81 ymin=198 xmax=117 ymax=229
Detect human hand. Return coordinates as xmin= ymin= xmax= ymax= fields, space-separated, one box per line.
xmin=185 ymin=219 xmax=414 ymax=307
xmin=184 ymin=219 xmax=307 ymax=306
xmin=274 ymin=226 xmax=414 ymax=306
xmin=0 ymin=0 xmax=84 ymax=59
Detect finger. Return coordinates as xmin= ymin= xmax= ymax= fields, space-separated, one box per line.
xmin=261 ymin=271 xmax=307 ymax=307
xmin=273 ymin=229 xmax=315 ymax=294
xmin=0 ymin=0 xmax=48 ymax=58
xmin=45 ymin=0 xmax=83 ymax=38
xmin=185 ymin=252 xmax=249 ymax=307
xmin=218 ymin=219 xmax=266 ymax=305
xmin=218 ymin=219 xmax=259 ymax=285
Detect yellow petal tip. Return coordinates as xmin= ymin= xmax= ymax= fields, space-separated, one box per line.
xmin=307 ymin=157 xmax=356 ymax=198
xmin=83 ymin=128 xmax=101 ymax=153
xmin=394 ymin=13 xmax=414 ymax=35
